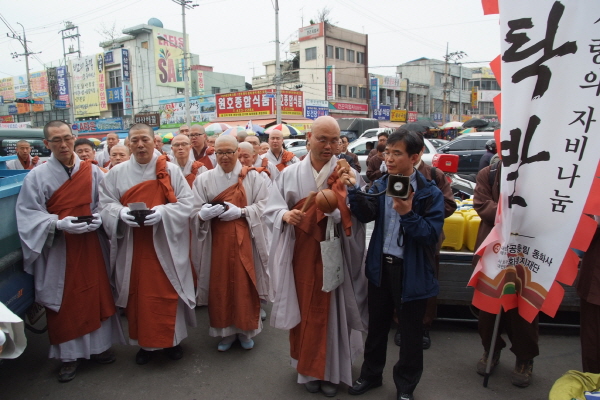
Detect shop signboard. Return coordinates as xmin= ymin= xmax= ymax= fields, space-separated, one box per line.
xmin=74 ymin=117 xmax=123 ymax=133
xmin=373 ymin=106 xmax=391 ymax=120
xmin=159 ymin=94 xmax=216 ymax=128
xmin=106 ymin=87 xmax=122 ymax=104
xmin=370 ymin=77 xmax=378 ymax=109
xmin=57 ymin=66 xmax=69 ymax=103
xmin=215 ymin=89 xmax=303 ymax=118
xmin=326 ymin=66 xmax=335 ymax=100
xmin=328 ymin=101 xmax=368 ymax=115
xmin=71 ymin=56 xmax=101 ymax=117
xmin=134 ymin=113 xmax=160 ymax=128
xmin=153 ymin=27 xmax=187 ymax=88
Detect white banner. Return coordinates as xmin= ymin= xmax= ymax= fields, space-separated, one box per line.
xmin=470 ymin=0 xmax=600 ymax=321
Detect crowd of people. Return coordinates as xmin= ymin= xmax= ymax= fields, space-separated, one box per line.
xmin=9 ymin=117 xmax=599 ymax=399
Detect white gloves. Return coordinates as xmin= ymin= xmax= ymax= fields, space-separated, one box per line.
xmin=144 ymin=206 xmax=162 ymax=226
xmin=87 ymin=213 xmax=102 ymax=232
xmin=56 ymin=216 xmax=89 ymax=234
xmin=119 ymin=207 xmax=139 ymax=227
xmin=324 ymin=208 xmax=342 ymax=224
xmin=218 ymin=201 xmax=241 ymax=221
xmin=199 ymin=203 xmax=224 ymax=221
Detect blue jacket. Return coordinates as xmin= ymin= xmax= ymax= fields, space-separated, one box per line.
xmin=348 ymin=170 xmax=445 ymax=302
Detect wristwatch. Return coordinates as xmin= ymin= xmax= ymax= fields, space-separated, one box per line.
xmin=240 ymin=208 xmax=247 ymax=218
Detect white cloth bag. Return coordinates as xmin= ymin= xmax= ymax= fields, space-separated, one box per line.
xmin=320 ymin=216 xmax=344 ymax=292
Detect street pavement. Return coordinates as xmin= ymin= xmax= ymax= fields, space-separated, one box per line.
xmin=0 ymin=305 xmax=581 ymax=400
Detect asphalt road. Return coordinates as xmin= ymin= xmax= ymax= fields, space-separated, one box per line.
xmin=0 ymin=304 xmax=581 ymax=400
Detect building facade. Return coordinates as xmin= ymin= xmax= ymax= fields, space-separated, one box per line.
xmin=468 ymin=66 xmax=500 ymax=122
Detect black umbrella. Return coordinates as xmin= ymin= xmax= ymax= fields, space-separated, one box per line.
xmin=400 ymin=122 xmax=428 ymax=133
xmin=416 ymin=119 xmax=439 ymax=129
xmin=463 ymin=118 xmax=489 ymax=128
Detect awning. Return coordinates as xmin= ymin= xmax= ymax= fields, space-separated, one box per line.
xmin=379 ymin=121 xmax=404 ymax=128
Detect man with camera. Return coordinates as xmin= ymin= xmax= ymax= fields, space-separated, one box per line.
xmin=347 ymin=129 xmax=445 ymax=400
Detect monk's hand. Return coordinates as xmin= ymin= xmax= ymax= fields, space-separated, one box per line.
xmin=87 ymin=213 xmax=102 ymax=232
xmin=199 ymin=203 xmax=224 ymax=221
xmin=283 ymin=209 xmax=304 ymax=226
xmin=144 ymin=206 xmax=163 ymax=226
xmin=218 ymin=202 xmax=241 ymax=221
xmin=56 ymin=216 xmax=89 ymax=234
xmin=339 ymin=169 xmax=356 ymax=187
xmin=392 ymin=192 xmax=414 ymax=216
xmin=32 ymin=155 xmax=39 ymax=165
xmin=119 ymin=207 xmax=139 ymax=227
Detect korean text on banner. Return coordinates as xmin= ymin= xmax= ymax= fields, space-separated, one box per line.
xmin=326 ymin=66 xmax=335 ymax=101
xmin=96 ymin=54 xmax=108 ymax=112
xmin=0 ymin=78 xmax=15 ymax=102
xmin=153 ymin=27 xmax=186 ymax=88
xmin=469 ymin=0 xmax=600 ymax=322
xmin=71 ymin=56 xmax=101 ymax=117
xmin=57 ymin=66 xmax=69 ymax=103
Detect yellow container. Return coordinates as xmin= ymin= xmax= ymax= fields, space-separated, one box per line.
xmin=465 ymin=215 xmax=482 ymax=251
xmin=442 ymin=212 xmax=466 ymax=250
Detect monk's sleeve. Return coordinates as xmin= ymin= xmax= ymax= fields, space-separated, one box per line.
xmin=16 ymin=170 xmax=58 ymax=267
xmin=98 ymin=170 xmax=126 ymax=241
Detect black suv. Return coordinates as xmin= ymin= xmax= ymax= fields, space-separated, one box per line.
xmin=436 ymin=132 xmax=495 ymax=174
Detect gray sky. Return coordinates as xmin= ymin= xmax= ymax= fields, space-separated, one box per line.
xmin=0 ymin=0 xmax=500 ymax=82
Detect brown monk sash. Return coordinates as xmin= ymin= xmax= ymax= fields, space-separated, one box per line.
xmin=119 ymin=155 xmax=179 ymax=348
xmin=289 ymin=196 xmax=330 ymax=380
xmin=208 ymin=166 xmax=260 ymax=331
xmin=45 ymin=160 xmax=116 ymax=345
xmin=254 ymin=157 xmax=271 ymax=177
xmin=19 ymin=156 xmax=33 ymax=170
xmin=275 ymin=150 xmax=295 ymax=171
xmin=185 ymin=160 xmax=205 ymax=188
xmin=327 ymin=169 xmax=352 ymax=237
xmin=194 ymin=146 xmax=215 ymax=170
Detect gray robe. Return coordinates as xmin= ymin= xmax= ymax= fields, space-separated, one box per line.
xmin=16 ymin=153 xmax=123 ymax=360
xmin=174 ymin=157 xmax=208 ymax=178
xmin=190 ymin=161 xmax=270 ymax=338
xmin=95 ymin=147 xmax=110 ymax=167
xmin=263 ymin=155 xmax=368 ymax=385
xmin=254 ymin=155 xmax=280 ymax=182
xmin=265 ymin=149 xmax=299 ymax=168
xmin=98 ymin=154 xmax=196 ymax=347
xmin=6 ymin=155 xmax=40 ymax=170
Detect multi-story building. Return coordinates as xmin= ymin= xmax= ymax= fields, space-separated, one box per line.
xmin=468 ymin=66 xmax=500 ymax=122
xmin=396 ymin=57 xmax=472 ymax=123
xmin=253 ymin=22 xmax=369 ymax=118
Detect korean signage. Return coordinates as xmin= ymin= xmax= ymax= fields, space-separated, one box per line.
xmin=8 ymin=105 xmax=17 ymax=115
xmin=71 ymin=56 xmax=101 ymax=117
xmin=0 ymin=116 xmax=14 ymax=123
xmin=370 ymin=77 xmax=379 ymax=109
xmin=305 ymin=99 xmax=329 ymax=120
xmin=75 ymin=118 xmax=123 ymax=133
xmin=328 ymin=101 xmax=368 ymax=115
xmin=106 ymin=87 xmax=122 ymax=104
xmin=326 ymin=66 xmax=335 ymax=101
xmin=471 ymin=86 xmax=478 ymax=107
xmin=153 ymin=27 xmax=187 ymax=88
xmin=407 ymin=111 xmax=418 ymax=123
xmin=390 ymin=109 xmax=407 ymax=122
xmin=382 ymin=75 xmax=401 ymax=90
xmin=159 ymin=94 xmax=216 ymax=128
xmin=197 ymin=71 xmax=204 ymax=95
xmin=121 ymin=49 xmax=130 ymax=81
xmin=123 ymin=81 xmax=133 ymax=115
xmin=469 ymin=0 xmax=600 ymax=322
xmin=30 ymin=71 xmax=48 ymax=98
xmin=298 ymin=22 xmax=324 ymax=41
xmin=105 ymin=51 xmax=114 ymax=64
xmin=0 ymin=77 xmax=15 ymax=102
xmin=57 ymin=66 xmax=69 ymax=102
xmin=96 ymin=53 xmax=108 ymax=112
xmin=373 ymin=106 xmax=391 ymax=121
xmin=215 ymin=89 xmax=303 ymax=118
xmin=135 ymin=113 xmax=160 ymax=128
xmin=14 ymin=75 xmax=28 ymax=98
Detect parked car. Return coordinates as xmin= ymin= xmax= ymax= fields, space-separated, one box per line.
xmin=358 ymin=127 xmax=394 ymax=139
xmin=287 ymin=145 xmax=308 ymax=159
xmin=284 ymin=139 xmax=306 ymax=149
xmin=428 ymin=138 xmax=449 ymax=149
xmin=435 ymin=132 xmax=494 ymax=174
xmin=348 ymin=137 xmax=437 ymax=182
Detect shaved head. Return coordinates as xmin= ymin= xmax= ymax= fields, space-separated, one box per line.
xmin=171 ymin=134 xmax=191 ymax=145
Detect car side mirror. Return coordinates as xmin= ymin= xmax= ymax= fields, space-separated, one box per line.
xmin=441 ymin=147 xmax=449 ymax=153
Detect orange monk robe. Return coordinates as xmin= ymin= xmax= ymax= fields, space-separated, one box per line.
xmin=265 ymin=149 xmax=299 ymax=171
xmin=264 ymin=155 xmax=368 ymax=386
xmin=190 ymin=161 xmax=270 ymax=336
xmin=99 ymin=154 xmax=196 ymax=348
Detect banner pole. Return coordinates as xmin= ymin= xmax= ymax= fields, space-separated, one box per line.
xmin=483 ymin=308 xmax=502 ymax=388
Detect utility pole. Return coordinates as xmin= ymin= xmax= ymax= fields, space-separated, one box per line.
xmin=171 ymin=0 xmax=198 ymax=126
xmin=274 ymin=0 xmax=282 ymax=124
xmin=442 ymin=43 xmax=466 ymax=125
xmin=8 ymin=23 xmax=40 ymax=127
xmin=60 ymin=21 xmax=80 ymax=124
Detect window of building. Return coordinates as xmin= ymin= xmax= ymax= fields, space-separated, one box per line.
xmin=480 ymin=80 xmax=501 ymax=90
xmin=141 ymin=41 xmax=149 ymax=49
xmin=359 ymin=87 xmax=367 ymax=99
xmin=108 ymin=69 xmax=121 ymax=89
xmin=110 ymin=103 xmax=123 ymax=117
xmin=326 ymin=45 xmax=333 ymax=58
xmin=335 ymin=47 xmax=345 ymax=61
xmin=230 ymin=89 xmax=237 ymax=92
xmin=479 ymin=101 xmax=496 ymax=115
xmin=357 ymin=52 xmax=365 ymax=64
xmin=305 ymin=47 xmax=317 ymax=61
xmin=349 ymin=86 xmax=358 ymax=98
xmin=346 ymin=49 xmax=355 ymax=63
xmin=337 ymin=84 xmax=347 ymax=97
xmin=177 ymin=88 xmax=184 ymax=94
xmin=211 ymin=87 xmax=221 ymax=94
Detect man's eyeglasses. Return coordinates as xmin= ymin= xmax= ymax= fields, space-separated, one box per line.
xmin=47 ymin=135 xmax=75 ymax=144
xmin=215 ymin=150 xmax=236 ymax=157
xmin=315 ymin=137 xmax=340 ymax=146
xmin=171 ymin=143 xmax=190 ymax=148
xmin=189 ymin=133 xmax=205 ymax=138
